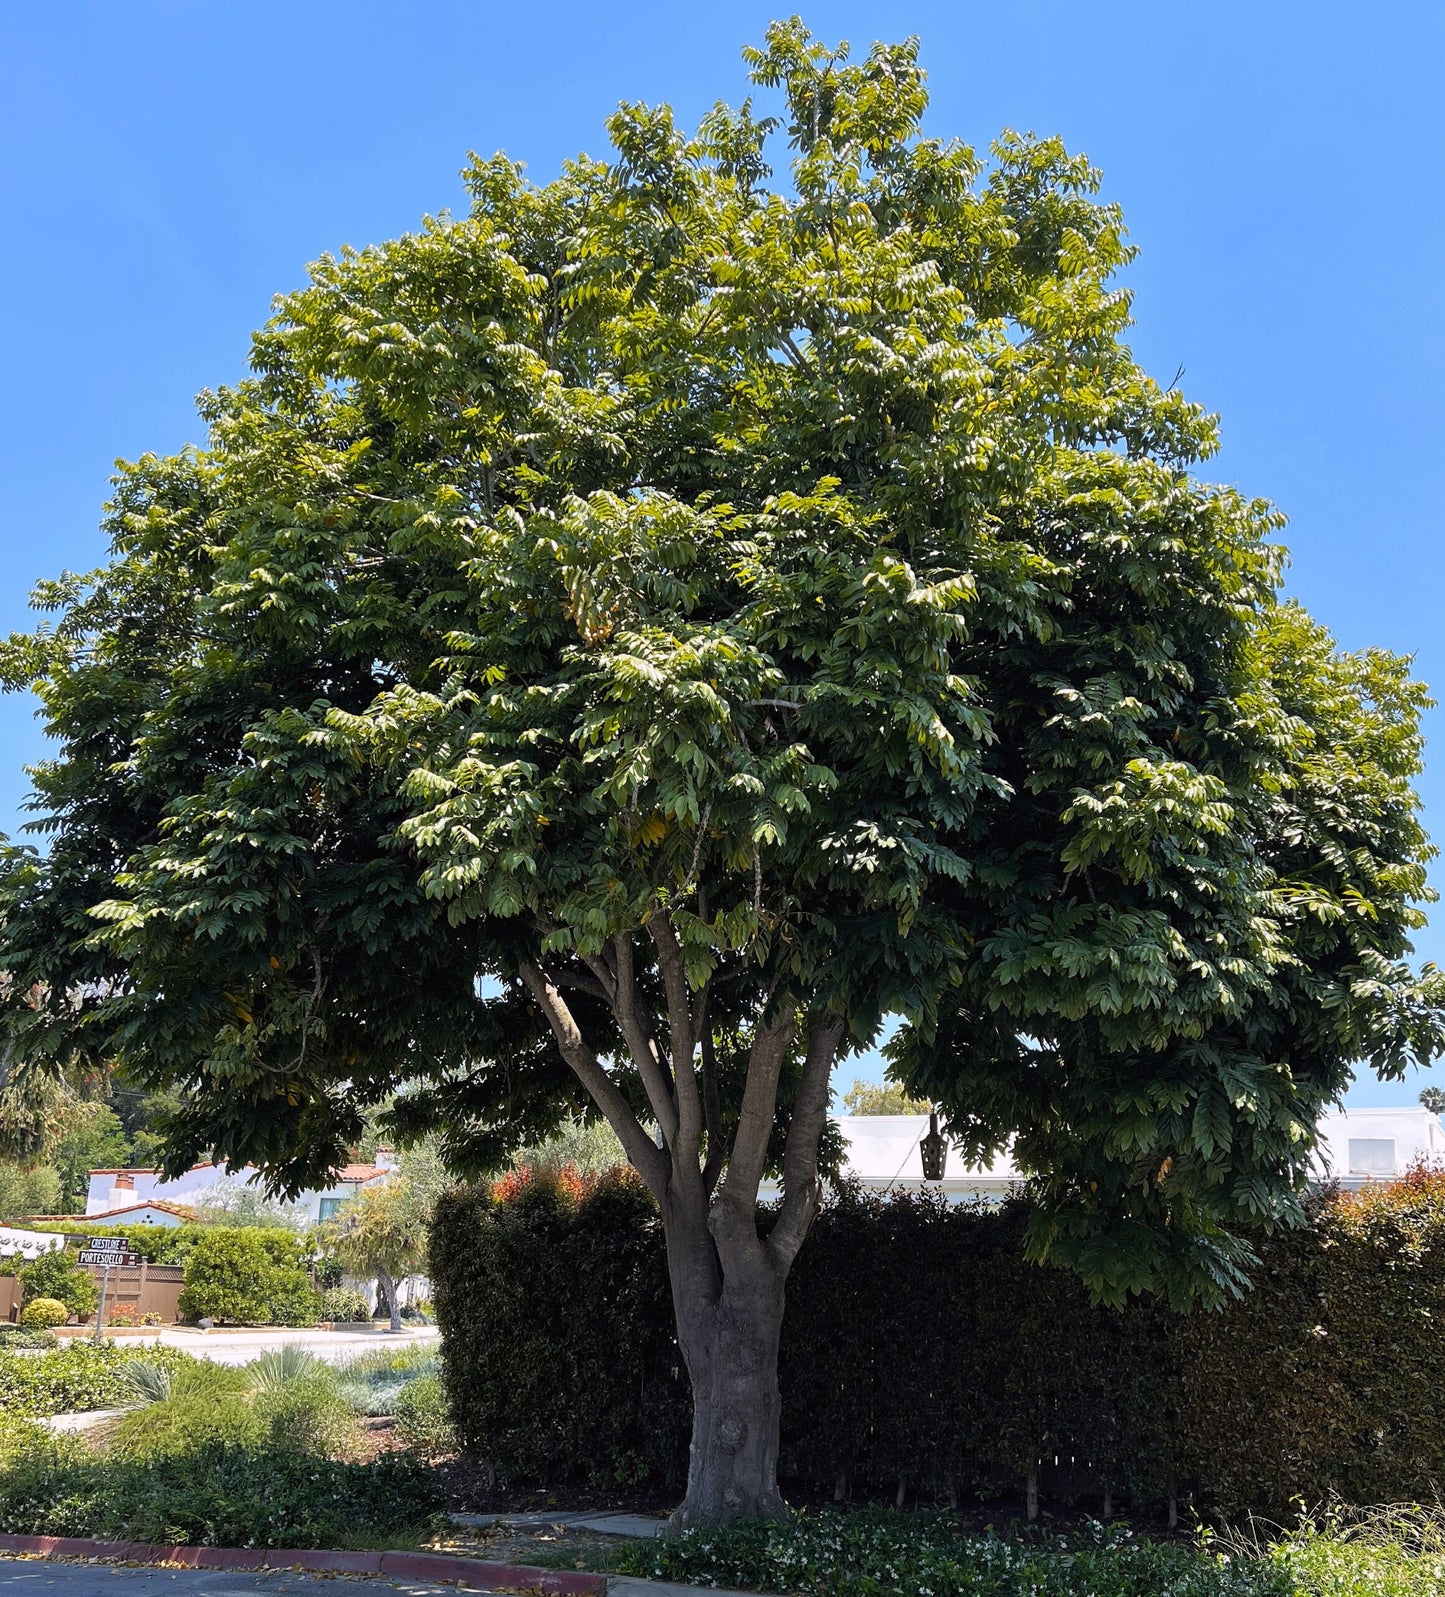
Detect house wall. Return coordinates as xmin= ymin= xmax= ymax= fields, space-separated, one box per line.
xmin=757 ymin=1106 xmax=1445 ymax=1204
xmin=86 ymin=1163 xmax=391 ymax=1222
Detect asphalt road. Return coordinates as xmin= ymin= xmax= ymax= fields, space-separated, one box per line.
xmin=0 ymin=1561 xmax=496 ymax=1595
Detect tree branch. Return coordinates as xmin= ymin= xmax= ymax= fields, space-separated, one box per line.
xmin=518 ymin=961 xmax=668 ymax=1195
xmin=699 ymin=1018 xmax=726 ymax=1199
xmin=768 ymin=1010 xmax=846 ymax=1267
xmin=595 ymin=933 xmax=680 ymax=1149
xmin=647 ymin=914 xmax=703 ymax=1160
xmin=716 ymin=1000 xmax=797 ymax=1214
xmin=548 ymin=965 xmax=610 ymax=1003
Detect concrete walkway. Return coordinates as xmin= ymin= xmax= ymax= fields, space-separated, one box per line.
xmin=451 ymin=1510 xmax=667 ymax=1538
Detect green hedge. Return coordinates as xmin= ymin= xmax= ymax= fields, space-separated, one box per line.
xmin=28 ymin=1219 xmax=301 ymax=1267
xmin=176 ymin=1230 xmax=320 ymax=1326
xmin=431 ymin=1167 xmax=1445 ymax=1514
xmin=431 ymin=1169 xmax=687 ymax=1490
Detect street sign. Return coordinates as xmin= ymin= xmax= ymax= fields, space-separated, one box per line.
xmin=77 ymin=1237 xmax=140 ymax=1268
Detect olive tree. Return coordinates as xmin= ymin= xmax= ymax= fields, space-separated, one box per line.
xmin=0 ymin=21 xmax=1440 ymax=1526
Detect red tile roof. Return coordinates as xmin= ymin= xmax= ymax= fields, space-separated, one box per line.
xmin=82 ymin=1199 xmax=198 ymax=1221
xmin=335 ymin=1164 xmax=385 ymax=1183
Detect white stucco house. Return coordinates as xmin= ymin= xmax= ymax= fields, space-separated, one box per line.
xmin=760 ymin=1106 xmax=1445 ymax=1202
xmin=80 ymin=1147 xmax=398 ymax=1226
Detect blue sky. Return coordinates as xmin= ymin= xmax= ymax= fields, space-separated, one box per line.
xmin=2 ymin=2 xmax=1442 ymax=1107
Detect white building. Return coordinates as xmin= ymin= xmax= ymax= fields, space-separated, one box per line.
xmin=0 ymin=1224 xmax=68 ymax=1261
xmin=81 ymin=1148 xmax=397 ymax=1226
xmin=761 ymin=1106 xmax=1445 ymax=1202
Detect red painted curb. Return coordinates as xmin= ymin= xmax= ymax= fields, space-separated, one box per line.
xmin=0 ymin=1531 xmax=609 ymax=1593
xmin=262 ymin=1547 xmax=385 ymax=1573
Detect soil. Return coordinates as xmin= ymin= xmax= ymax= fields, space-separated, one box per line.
xmin=433 ymin=1463 xmax=1200 ymax=1544
xmin=440 ymin=1457 xmax=673 ymax=1517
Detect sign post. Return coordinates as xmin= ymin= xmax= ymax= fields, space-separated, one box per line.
xmin=76 ymin=1237 xmax=140 ymax=1340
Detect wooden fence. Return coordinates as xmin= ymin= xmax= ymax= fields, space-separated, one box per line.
xmin=0 ymin=1275 xmax=19 ymax=1323
xmin=80 ymin=1261 xmax=185 ymax=1325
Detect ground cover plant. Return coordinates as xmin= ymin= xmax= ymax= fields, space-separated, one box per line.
xmin=336 ymin=1344 xmax=441 ymax=1418
xmin=0 ymin=1422 xmax=443 ymax=1550
xmin=0 ymin=1339 xmax=447 ymax=1550
xmin=616 ymin=1506 xmax=1445 ymax=1597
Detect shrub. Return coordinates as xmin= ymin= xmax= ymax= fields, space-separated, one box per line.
xmin=432 ymin=1167 xmax=686 ymax=1489
xmin=112 ymin=1393 xmax=261 ymax=1460
xmin=0 ymin=1341 xmax=205 ymax=1420
xmin=320 ymin=1286 xmax=370 ymax=1323
xmin=256 ymin=1374 xmax=360 ymax=1460
xmin=337 ymin=1347 xmax=439 ymax=1417
xmin=394 ymin=1374 xmax=456 ymax=1461
xmin=19 ymin=1252 xmax=97 ymax=1320
xmin=432 ymin=1169 xmax=1445 ymax=1513
xmin=0 ymin=1436 xmax=445 ymax=1548
xmin=0 ymin=1328 xmax=57 ymax=1351
xmin=18 ymin=1299 xmax=69 ymax=1330
xmin=106 ymin=1304 xmax=139 ymax=1328
xmin=177 ymin=1230 xmax=320 ymax=1326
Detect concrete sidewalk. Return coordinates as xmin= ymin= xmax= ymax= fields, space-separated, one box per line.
xmin=81 ymin=1325 xmax=440 ymax=1366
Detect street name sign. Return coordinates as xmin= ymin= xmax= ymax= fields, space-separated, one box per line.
xmin=76 ymin=1236 xmax=140 ymax=1268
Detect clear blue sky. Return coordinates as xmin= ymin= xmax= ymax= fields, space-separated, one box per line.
xmin=3 ymin=2 xmax=1442 ymax=1107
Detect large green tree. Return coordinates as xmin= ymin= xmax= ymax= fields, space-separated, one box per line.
xmin=0 ymin=21 xmax=1440 ymax=1525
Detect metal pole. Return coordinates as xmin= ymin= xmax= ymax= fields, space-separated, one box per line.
xmin=93 ymin=1265 xmax=109 ymax=1344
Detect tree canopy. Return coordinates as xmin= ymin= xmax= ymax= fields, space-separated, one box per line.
xmin=0 ymin=14 xmax=1440 ymax=1521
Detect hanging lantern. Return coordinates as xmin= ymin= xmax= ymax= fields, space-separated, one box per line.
xmin=919 ymin=1110 xmax=947 ymax=1181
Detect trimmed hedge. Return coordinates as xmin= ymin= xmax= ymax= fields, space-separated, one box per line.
xmin=432 ymin=1168 xmax=687 ymax=1489
xmin=432 ymin=1165 xmax=1445 ymax=1514
xmin=28 ymin=1219 xmax=300 ymax=1267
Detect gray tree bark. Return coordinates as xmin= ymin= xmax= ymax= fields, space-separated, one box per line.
xmin=519 ymin=926 xmax=846 ymax=1529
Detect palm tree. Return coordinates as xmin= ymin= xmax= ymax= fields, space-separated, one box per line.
xmin=1420 ymin=1087 xmax=1445 ymax=1116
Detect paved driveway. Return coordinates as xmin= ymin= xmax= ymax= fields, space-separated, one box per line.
xmin=0 ymin=1559 xmax=494 ymax=1594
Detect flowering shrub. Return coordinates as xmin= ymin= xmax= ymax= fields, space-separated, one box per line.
xmin=489 ymin=1161 xmax=593 ymax=1204
xmin=106 ymin=1304 xmax=139 ymax=1328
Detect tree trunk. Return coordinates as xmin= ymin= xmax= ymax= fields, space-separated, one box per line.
xmin=377 ymin=1268 xmax=401 ymax=1332
xmin=665 ymin=1200 xmax=790 ymax=1529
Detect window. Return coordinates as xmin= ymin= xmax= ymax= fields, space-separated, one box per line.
xmin=317 ymin=1197 xmax=343 ymax=1221
xmin=1347 ymin=1138 xmax=1396 ymax=1177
